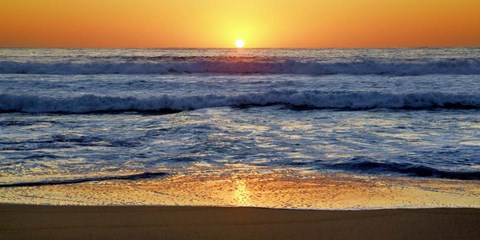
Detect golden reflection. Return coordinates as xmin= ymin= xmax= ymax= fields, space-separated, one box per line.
xmin=1 ymin=170 xmax=479 ymax=209
xmin=233 ymin=178 xmax=251 ymax=206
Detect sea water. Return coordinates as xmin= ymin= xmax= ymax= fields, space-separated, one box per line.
xmin=1 ymin=48 xmax=480 ymax=186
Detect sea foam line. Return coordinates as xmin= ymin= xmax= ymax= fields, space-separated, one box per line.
xmin=1 ymin=91 xmax=479 ymax=113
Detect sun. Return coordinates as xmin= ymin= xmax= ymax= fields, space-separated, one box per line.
xmin=235 ymin=39 xmax=245 ymax=48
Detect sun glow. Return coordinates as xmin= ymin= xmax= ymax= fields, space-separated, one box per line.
xmin=1 ymin=1 xmax=479 ymax=48
xmin=235 ymin=39 xmax=245 ymax=48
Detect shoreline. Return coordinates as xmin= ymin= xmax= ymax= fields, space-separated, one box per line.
xmin=1 ymin=204 xmax=480 ymax=240
xmin=2 ymin=171 xmax=479 ymax=209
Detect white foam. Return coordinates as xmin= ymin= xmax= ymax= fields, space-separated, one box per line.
xmin=1 ymin=91 xmax=479 ymax=113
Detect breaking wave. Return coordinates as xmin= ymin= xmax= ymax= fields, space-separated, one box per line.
xmin=326 ymin=158 xmax=480 ymax=180
xmin=1 ymin=58 xmax=480 ymax=75
xmin=1 ymin=91 xmax=479 ymax=113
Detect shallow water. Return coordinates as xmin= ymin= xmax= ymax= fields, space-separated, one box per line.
xmin=1 ymin=48 xmax=480 ymax=185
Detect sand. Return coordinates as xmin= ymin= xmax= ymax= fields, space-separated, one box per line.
xmin=1 ymin=204 xmax=479 ymax=240
xmin=1 ymin=171 xmax=479 ymax=239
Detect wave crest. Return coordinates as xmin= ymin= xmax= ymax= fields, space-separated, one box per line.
xmin=1 ymin=91 xmax=479 ymax=113
xmin=1 ymin=59 xmax=480 ymax=75
xmin=327 ymin=158 xmax=480 ymax=180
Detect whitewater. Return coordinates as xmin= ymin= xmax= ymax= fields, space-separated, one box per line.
xmin=1 ymin=48 xmax=480 ymax=187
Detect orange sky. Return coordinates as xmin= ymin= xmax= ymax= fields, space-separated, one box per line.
xmin=1 ymin=0 xmax=479 ymax=48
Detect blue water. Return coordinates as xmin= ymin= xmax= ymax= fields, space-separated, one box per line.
xmin=1 ymin=48 xmax=480 ymax=185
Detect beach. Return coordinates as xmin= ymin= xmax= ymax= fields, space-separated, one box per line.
xmin=1 ymin=48 xmax=480 ymax=239
xmin=2 ymin=0 xmax=480 ymax=238
xmin=1 ymin=171 xmax=480 ymax=239
xmin=1 ymin=204 xmax=480 ymax=240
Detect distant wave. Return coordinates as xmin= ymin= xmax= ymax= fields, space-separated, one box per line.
xmin=1 ymin=58 xmax=480 ymax=75
xmin=326 ymin=158 xmax=480 ymax=180
xmin=0 ymin=172 xmax=167 ymax=188
xmin=1 ymin=91 xmax=479 ymax=113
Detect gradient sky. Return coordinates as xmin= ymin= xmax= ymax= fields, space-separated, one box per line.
xmin=1 ymin=0 xmax=479 ymax=48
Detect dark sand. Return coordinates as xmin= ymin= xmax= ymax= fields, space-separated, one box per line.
xmin=1 ymin=205 xmax=479 ymax=240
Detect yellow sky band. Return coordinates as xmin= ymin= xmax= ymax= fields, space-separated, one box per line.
xmin=1 ymin=0 xmax=479 ymax=48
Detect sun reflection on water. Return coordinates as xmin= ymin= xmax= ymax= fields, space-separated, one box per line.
xmin=233 ymin=178 xmax=251 ymax=206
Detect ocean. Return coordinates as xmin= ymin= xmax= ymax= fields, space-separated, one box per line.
xmin=1 ymin=48 xmax=480 ymax=188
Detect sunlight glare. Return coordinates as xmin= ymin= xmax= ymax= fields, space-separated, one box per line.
xmin=235 ymin=39 xmax=245 ymax=48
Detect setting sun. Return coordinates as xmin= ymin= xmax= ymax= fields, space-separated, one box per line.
xmin=1 ymin=1 xmax=480 ymax=239
xmin=235 ymin=39 xmax=245 ymax=48
xmin=1 ymin=1 xmax=480 ymax=48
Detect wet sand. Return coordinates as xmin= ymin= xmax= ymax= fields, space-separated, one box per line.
xmin=1 ymin=204 xmax=479 ymax=240
xmin=1 ymin=171 xmax=479 ymax=208
xmin=1 ymin=171 xmax=479 ymax=239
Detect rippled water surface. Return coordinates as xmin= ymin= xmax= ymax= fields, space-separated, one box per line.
xmin=1 ymin=48 xmax=480 ymax=184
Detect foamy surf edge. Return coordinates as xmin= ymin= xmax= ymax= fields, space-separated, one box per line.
xmin=1 ymin=91 xmax=479 ymax=113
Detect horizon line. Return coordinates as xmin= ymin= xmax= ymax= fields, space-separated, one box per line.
xmin=1 ymin=46 xmax=480 ymax=50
